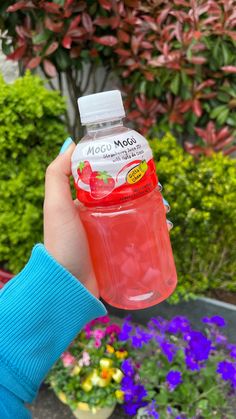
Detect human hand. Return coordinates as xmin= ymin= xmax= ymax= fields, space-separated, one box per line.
xmin=44 ymin=138 xmax=99 ymax=297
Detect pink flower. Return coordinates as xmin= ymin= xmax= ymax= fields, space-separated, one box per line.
xmin=109 ymin=335 xmax=115 ymax=345
xmin=89 ymin=316 xmax=110 ymax=327
xmin=94 ymin=339 xmax=102 ymax=348
xmin=83 ymin=351 xmax=90 ymax=366
xmin=106 ymin=324 xmax=121 ymax=335
xmin=99 ymin=315 xmax=110 ymax=324
xmin=79 ymin=351 xmax=91 ymax=367
xmin=93 ymin=329 xmax=105 ymax=340
xmin=61 ymin=352 xmax=76 ymax=367
xmin=84 ymin=324 xmax=91 ymax=339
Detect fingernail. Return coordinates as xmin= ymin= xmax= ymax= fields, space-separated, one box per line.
xmin=59 ymin=137 xmax=73 ymax=155
xmin=158 ymin=182 xmax=162 ymax=191
xmin=163 ymin=198 xmax=170 ymax=213
xmin=167 ymin=219 xmax=173 ymax=230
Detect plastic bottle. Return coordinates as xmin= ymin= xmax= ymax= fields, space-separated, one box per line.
xmin=71 ymin=90 xmax=177 ymax=309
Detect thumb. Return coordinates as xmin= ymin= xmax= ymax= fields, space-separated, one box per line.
xmin=44 ymin=138 xmax=76 ymax=213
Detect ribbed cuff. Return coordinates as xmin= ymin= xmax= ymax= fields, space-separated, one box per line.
xmin=0 ymin=385 xmax=31 ymax=419
xmin=0 ymin=244 xmax=106 ymax=402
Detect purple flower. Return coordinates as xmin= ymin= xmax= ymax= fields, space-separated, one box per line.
xmin=135 ymin=384 xmax=147 ymax=401
xmin=167 ymin=316 xmax=191 ymax=334
xmin=137 ymin=327 xmax=153 ymax=343
xmin=185 ymin=354 xmax=200 ymax=371
xmin=124 ymin=400 xmax=147 ymax=416
xmin=228 ymin=344 xmax=236 ymax=359
xmin=217 ymin=360 xmax=235 ymax=381
xmin=167 ymin=406 xmax=172 ymax=414
xmin=156 ymin=336 xmax=177 ymax=362
xmin=184 ymin=330 xmax=212 ymax=370
xmin=132 ymin=335 xmax=143 ymax=348
xmin=148 ymin=317 xmax=168 ymax=332
xmin=121 ymin=376 xmax=135 ymax=398
xmin=121 ymin=374 xmax=147 ymax=415
xmin=145 ymin=401 xmax=159 ymax=418
xmin=166 ymin=370 xmax=182 ymax=391
xmin=231 ymin=371 xmax=236 ymax=389
xmin=202 ymin=315 xmax=226 ymax=328
xmin=118 ymin=319 xmax=132 ymax=341
xmin=121 ymin=359 xmax=135 ymax=377
xmin=215 ymin=334 xmax=228 ymax=345
xmin=131 ymin=327 xmax=152 ymax=348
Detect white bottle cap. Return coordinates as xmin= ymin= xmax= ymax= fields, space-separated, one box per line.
xmin=78 ymin=90 xmax=126 ymax=125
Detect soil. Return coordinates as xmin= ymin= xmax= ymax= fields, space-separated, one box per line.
xmin=207 ymin=290 xmax=236 ymax=306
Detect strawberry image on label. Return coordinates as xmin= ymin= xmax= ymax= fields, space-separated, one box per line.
xmin=90 ymin=171 xmax=115 ymax=199
xmin=77 ymin=161 xmax=92 ymax=185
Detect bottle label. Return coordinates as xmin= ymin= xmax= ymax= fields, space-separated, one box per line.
xmin=71 ymin=130 xmax=158 ymax=206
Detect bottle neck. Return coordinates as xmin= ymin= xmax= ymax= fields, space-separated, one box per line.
xmin=85 ymin=118 xmax=124 ymax=134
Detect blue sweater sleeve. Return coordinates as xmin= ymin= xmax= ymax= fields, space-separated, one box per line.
xmin=0 ymin=244 xmax=107 ymax=418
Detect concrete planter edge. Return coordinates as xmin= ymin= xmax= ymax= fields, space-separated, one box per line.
xmin=106 ymin=296 xmax=236 ymax=343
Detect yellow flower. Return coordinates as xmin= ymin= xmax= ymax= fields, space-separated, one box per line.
xmin=70 ymin=365 xmax=81 ymax=376
xmin=81 ymin=379 xmax=93 ymax=392
xmin=57 ymin=391 xmax=67 ymax=404
xmin=106 ymin=344 xmax=115 ymax=354
xmin=112 ymin=368 xmax=124 ymax=383
xmin=88 ymin=369 xmax=100 ymax=386
xmin=115 ymin=350 xmax=128 ymax=359
xmin=100 ymin=358 xmax=113 ymax=368
xmin=100 ymin=367 xmax=113 ymax=379
xmin=115 ymin=390 xmax=124 ymax=402
xmin=98 ymin=376 xmax=112 ymax=387
xmin=77 ymin=402 xmax=90 ymax=411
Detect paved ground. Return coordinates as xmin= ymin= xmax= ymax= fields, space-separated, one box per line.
xmin=28 ymin=385 xmax=131 ymax=419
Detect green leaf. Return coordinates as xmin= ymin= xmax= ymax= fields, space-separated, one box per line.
xmin=217 ymin=107 xmax=229 ymax=124
xmin=217 ymin=92 xmax=230 ymax=103
xmin=80 ymin=50 xmax=90 ymax=60
xmin=181 ymin=71 xmax=191 ymax=86
xmin=33 ymin=31 xmax=51 ymax=45
xmin=1 ymin=38 xmax=11 ymax=55
xmin=210 ymin=105 xmax=228 ymax=119
xmin=221 ymin=43 xmax=232 ymax=66
xmin=227 ymin=113 xmax=236 ymax=126
xmin=154 ymin=83 xmax=162 ymax=96
xmin=54 ymin=48 xmax=71 ymax=71
xmin=170 ymin=72 xmax=180 ymax=95
xmin=197 ymin=399 xmax=209 ymax=410
xmin=186 ymin=49 xmax=192 ymax=62
xmin=139 ymin=80 xmax=147 ymax=94
xmin=212 ymin=38 xmax=221 ymax=62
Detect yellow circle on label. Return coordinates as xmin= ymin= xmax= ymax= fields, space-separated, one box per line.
xmin=126 ymin=161 xmax=148 ymax=184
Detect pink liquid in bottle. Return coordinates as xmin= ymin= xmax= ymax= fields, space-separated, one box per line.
xmin=72 ymin=90 xmax=177 ymax=309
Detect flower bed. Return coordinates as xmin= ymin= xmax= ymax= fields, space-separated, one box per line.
xmin=47 ymin=315 xmax=236 ymax=419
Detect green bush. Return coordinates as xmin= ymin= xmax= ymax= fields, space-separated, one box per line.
xmin=0 ymin=72 xmax=67 ymax=273
xmin=151 ymin=133 xmax=236 ymax=301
